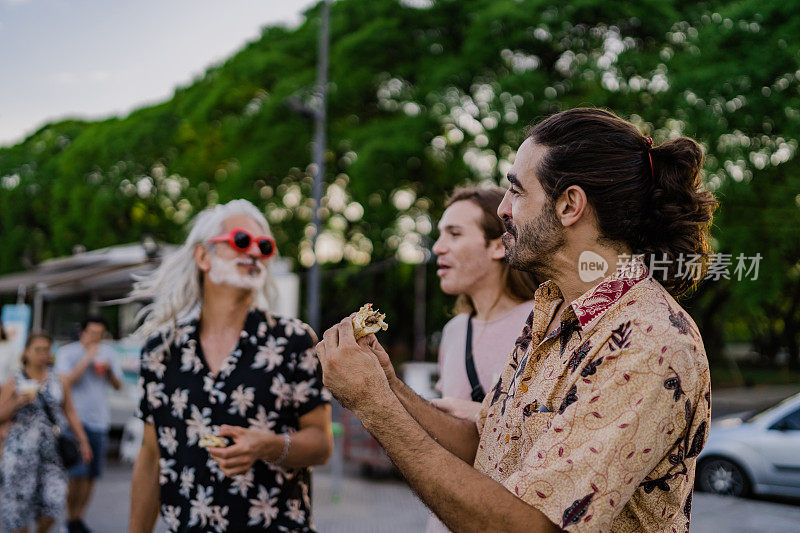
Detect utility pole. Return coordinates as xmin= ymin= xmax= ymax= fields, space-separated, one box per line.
xmin=307 ymin=0 xmax=330 ymax=335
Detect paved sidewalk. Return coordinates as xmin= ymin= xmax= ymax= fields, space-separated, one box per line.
xmin=80 ymin=460 xmax=800 ymax=533
xmin=692 ymin=493 xmax=800 ymax=533
xmin=711 ymin=384 xmax=800 ymax=418
xmin=83 ymin=461 xmax=430 ymax=532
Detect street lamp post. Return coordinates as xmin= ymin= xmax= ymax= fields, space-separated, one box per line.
xmin=307 ymin=0 xmax=330 ymax=335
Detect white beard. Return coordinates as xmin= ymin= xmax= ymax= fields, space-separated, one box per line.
xmin=208 ymin=254 xmax=267 ymax=290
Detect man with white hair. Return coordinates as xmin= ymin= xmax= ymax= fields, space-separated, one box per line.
xmin=129 ymin=199 xmax=333 ymax=533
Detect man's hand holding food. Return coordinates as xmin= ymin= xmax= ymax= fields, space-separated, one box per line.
xmin=315 ymin=312 xmax=395 ymax=417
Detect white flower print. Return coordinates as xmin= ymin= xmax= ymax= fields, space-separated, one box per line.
xmin=228 ymin=385 xmax=255 ymax=417
xmin=292 ymin=379 xmax=318 ymax=406
xmin=135 ymin=376 xmax=146 ymax=418
xmin=174 ymin=322 xmax=196 ymax=347
xmin=141 ymin=345 xmax=167 ymax=379
xmin=188 ymin=485 xmax=221 ymax=529
xmin=252 ymin=337 xmax=287 ymax=371
xmin=284 ymin=498 xmax=306 ymax=524
xmin=180 ymin=340 xmax=203 ymax=374
xmin=186 ymin=484 xmax=229 ymax=531
xmin=209 ymin=506 xmax=229 ymax=532
xmin=206 ymin=455 xmax=226 ymax=482
xmin=179 ymin=466 xmax=195 ymax=499
xmin=170 ymin=388 xmax=189 ymax=419
xmin=269 ymin=374 xmax=293 ymax=410
xmin=247 ymin=485 xmax=280 ymax=526
xmin=321 ymin=387 xmax=333 ymax=402
xmin=161 ymin=505 xmax=181 ymax=531
xmin=297 ymin=348 xmax=319 ymax=375
xmin=202 ymin=375 xmax=227 ymax=404
xmin=257 ymin=321 xmax=268 ymax=338
xmin=247 ymin=405 xmax=278 ymax=432
xmin=280 ymin=317 xmax=308 ymax=337
xmin=146 ymin=381 xmax=168 ymax=410
xmin=185 ymin=405 xmax=212 ymax=446
xmin=217 ymin=349 xmax=242 ymax=380
xmin=228 ymin=469 xmax=255 ymax=497
xmin=159 ymin=457 xmax=178 ymax=485
xmin=158 ymin=426 xmax=178 ymax=456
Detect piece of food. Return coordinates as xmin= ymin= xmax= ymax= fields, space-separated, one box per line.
xmin=18 ymin=379 xmax=40 ymax=396
xmin=352 ymin=303 xmax=389 ymax=340
xmin=198 ymin=434 xmax=228 ymax=448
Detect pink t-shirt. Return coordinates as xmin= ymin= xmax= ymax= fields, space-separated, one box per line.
xmin=428 ymin=299 xmax=534 ymax=533
xmin=435 ymin=300 xmax=534 ymax=399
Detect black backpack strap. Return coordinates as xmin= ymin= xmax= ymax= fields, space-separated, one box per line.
xmin=465 ymin=312 xmax=485 ymax=403
xmin=35 ymin=386 xmax=63 ymax=436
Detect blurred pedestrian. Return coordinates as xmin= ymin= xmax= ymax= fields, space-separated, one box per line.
xmin=425 ymin=187 xmax=537 ymax=532
xmin=0 ymin=316 xmax=18 ymax=384
xmin=0 ymin=316 xmax=17 ymax=447
xmin=129 ymin=199 xmax=332 ymax=533
xmin=55 ymin=316 xmax=123 ymax=533
xmin=316 ymin=108 xmax=715 ymax=532
xmin=0 ymin=331 xmax=92 ymax=533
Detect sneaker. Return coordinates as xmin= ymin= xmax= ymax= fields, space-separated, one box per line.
xmin=67 ymin=519 xmax=91 ymax=533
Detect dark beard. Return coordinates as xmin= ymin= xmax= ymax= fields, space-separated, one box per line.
xmin=503 ymin=202 xmax=564 ymax=280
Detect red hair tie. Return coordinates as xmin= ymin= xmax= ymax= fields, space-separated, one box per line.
xmin=645 ymin=137 xmax=655 ymax=182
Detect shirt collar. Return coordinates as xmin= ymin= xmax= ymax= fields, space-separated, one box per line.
xmin=570 ymin=256 xmax=649 ymax=333
xmin=531 ymin=256 xmax=650 ymax=340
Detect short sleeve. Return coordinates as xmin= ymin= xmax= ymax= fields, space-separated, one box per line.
xmin=103 ymin=345 xmax=124 ymax=380
xmin=135 ymin=337 xmax=162 ymax=425
xmin=503 ymin=342 xmax=701 ymax=532
xmin=53 ymin=345 xmax=74 ymax=375
xmin=434 ymin=323 xmax=450 ymax=395
xmin=291 ymin=328 xmax=331 ymax=417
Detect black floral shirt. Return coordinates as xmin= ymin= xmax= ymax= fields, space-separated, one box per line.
xmin=137 ymin=309 xmax=330 ymax=532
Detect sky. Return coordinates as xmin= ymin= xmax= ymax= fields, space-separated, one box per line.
xmin=0 ymin=0 xmax=317 ymax=146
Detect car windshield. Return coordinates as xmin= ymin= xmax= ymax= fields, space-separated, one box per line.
xmin=743 ymin=392 xmax=800 ymax=423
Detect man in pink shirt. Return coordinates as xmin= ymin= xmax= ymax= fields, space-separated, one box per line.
xmin=428 ymin=187 xmax=537 ymax=533
xmin=431 ymin=187 xmax=537 ymax=421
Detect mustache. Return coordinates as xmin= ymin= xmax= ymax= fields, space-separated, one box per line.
xmin=502 ymin=217 xmax=516 ymax=236
xmin=235 ymin=257 xmax=265 ymax=271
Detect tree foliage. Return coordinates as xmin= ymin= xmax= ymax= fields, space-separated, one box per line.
xmin=1 ymin=0 xmax=798 ymax=367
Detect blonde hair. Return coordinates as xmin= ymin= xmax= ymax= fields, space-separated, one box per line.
xmin=129 ymin=199 xmax=277 ymax=339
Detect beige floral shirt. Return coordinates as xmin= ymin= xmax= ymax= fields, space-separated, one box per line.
xmin=475 ymin=259 xmax=711 ymax=532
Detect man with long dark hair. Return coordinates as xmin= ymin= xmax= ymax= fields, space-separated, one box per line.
xmin=317 ymin=108 xmax=715 ymax=532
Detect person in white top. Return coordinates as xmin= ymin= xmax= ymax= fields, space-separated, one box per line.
xmin=0 ymin=318 xmax=19 ymax=446
xmin=427 ymin=186 xmax=538 ymax=533
xmin=0 ymin=318 xmax=19 ymax=384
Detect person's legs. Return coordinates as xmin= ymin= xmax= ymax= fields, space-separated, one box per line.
xmin=78 ymin=478 xmax=96 ymax=517
xmin=67 ymin=427 xmax=106 ymax=531
xmin=67 ymin=476 xmax=90 ymax=520
xmin=38 ymin=442 xmax=67 ymax=533
xmin=35 ymin=516 xmax=55 ymax=533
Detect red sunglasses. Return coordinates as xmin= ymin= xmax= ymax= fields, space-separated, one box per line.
xmin=209 ymin=228 xmax=276 ymax=258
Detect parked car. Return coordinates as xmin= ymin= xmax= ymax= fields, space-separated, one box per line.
xmin=697 ymin=392 xmax=800 ymax=497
